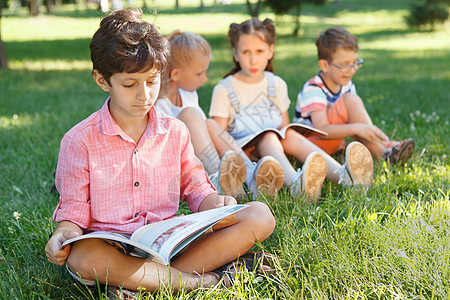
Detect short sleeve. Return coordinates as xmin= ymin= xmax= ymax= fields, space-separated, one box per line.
xmin=209 ymin=83 xmax=234 ymax=120
xmin=274 ymin=76 xmax=291 ymax=113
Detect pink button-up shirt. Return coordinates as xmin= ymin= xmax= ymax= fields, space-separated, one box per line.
xmin=53 ymin=99 xmax=216 ymax=234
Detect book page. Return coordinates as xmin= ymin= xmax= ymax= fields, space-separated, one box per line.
xmin=130 ymin=205 xmax=248 ymax=262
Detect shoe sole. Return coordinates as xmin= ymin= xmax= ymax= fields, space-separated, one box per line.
xmin=219 ymin=152 xmax=247 ymax=199
xmin=346 ymin=141 xmax=373 ymax=187
xmin=397 ymin=138 xmax=415 ymax=166
xmin=255 ymin=159 xmax=284 ymax=199
xmin=302 ymin=152 xmax=327 ymax=201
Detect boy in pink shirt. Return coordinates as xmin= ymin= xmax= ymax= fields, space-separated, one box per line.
xmin=45 ymin=8 xmax=275 ymax=294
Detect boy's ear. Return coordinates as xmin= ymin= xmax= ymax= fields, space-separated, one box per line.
xmin=318 ymin=59 xmax=329 ymax=73
xmin=93 ymin=69 xmax=111 ymax=92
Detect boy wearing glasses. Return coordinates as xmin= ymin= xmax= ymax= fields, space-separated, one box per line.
xmin=294 ymin=27 xmax=414 ymax=166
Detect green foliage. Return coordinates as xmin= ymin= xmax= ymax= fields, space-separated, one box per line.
xmin=0 ymin=0 xmax=449 ymax=298
xmin=264 ymin=0 xmax=326 ymax=15
xmin=405 ymin=0 xmax=449 ymax=30
xmin=263 ymin=0 xmax=326 ymax=35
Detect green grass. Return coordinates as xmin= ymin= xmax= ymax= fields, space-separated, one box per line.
xmin=1 ymin=0 xmax=449 ymax=298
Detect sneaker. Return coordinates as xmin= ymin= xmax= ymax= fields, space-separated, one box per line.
xmin=382 ymin=138 xmax=415 ymax=166
xmin=290 ymin=152 xmax=327 ymax=202
xmin=339 ymin=141 xmax=373 ymax=188
xmin=211 ymin=150 xmax=246 ymax=199
xmin=247 ymin=156 xmax=284 ymax=199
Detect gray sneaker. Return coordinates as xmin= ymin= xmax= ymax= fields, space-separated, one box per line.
xmin=290 ymin=152 xmax=327 ymax=202
xmin=339 ymin=141 xmax=373 ymax=188
xmin=247 ymin=156 xmax=284 ymax=199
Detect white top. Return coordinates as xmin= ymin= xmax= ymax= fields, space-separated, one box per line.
xmin=156 ymin=89 xmax=207 ymax=120
xmin=209 ymin=72 xmax=291 ymax=128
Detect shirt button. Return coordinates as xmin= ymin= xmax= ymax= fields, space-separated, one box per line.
xmin=134 ymin=149 xmax=138 ymax=154
xmin=134 ymin=181 xmax=139 ymax=187
xmin=135 ymin=212 xmax=139 ymax=217
xmin=146 ymin=220 xmax=150 ymax=225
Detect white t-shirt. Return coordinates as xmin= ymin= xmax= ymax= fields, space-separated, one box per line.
xmin=156 ymin=89 xmax=207 ymax=120
xmin=209 ymin=72 xmax=291 ymax=128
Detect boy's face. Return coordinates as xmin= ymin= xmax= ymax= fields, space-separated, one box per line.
xmin=94 ymin=68 xmax=161 ymax=119
xmin=320 ymin=48 xmax=359 ymax=87
xmin=172 ymin=54 xmax=210 ymax=92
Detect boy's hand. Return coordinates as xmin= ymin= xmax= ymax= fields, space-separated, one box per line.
xmin=45 ymin=221 xmax=82 ymax=266
xmin=198 ymin=193 xmax=237 ymax=211
xmin=355 ymin=124 xmax=388 ymax=144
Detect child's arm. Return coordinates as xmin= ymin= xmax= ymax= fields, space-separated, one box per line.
xmin=198 ymin=194 xmax=237 ymax=212
xmin=311 ymin=110 xmax=388 ymax=143
xmin=280 ymin=111 xmax=291 ymax=128
xmin=45 ymin=220 xmax=83 ymax=266
xmin=212 ymin=116 xmax=229 ymax=131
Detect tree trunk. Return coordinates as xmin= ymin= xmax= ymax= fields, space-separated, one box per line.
xmin=0 ymin=4 xmax=7 ymax=69
xmin=293 ymin=1 xmax=301 ymax=36
xmin=246 ymin=0 xmax=261 ymax=18
xmin=199 ymin=0 xmax=204 ymax=10
xmin=30 ymin=0 xmax=41 ymax=15
xmin=175 ymin=0 xmax=179 ymax=9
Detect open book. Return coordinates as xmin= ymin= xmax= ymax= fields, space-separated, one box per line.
xmin=62 ymin=205 xmax=248 ymax=265
xmin=241 ymin=123 xmax=328 ymax=149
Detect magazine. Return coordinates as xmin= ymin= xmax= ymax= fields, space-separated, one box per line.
xmin=241 ymin=123 xmax=328 ymax=149
xmin=62 ymin=205 xmax=248 ymax=265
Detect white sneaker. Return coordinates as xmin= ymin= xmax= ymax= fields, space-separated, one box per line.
xmin=290 ymin=152 xmax=327 ymax=202
xmin=339 ymin=141 xmax=373 ymax=188
xmin=247 ymin=156 xmax=284 ymax=199
xmin=214 ymin=150 xmax=246 ymax=199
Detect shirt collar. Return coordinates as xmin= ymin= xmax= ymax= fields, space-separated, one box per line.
xmin=100 ymin=98 xmax=168 ymax=142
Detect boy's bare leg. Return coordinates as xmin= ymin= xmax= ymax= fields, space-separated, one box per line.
xmin=280 ymin=129 xmax=343 ymax=184
xmin=342 ymin=93 xmax=385 ymax=159
xmin=177 ymin=107 xmax=220 ymax=174
xmin=171 ymin=201 xmax=275 ymax=272
xmin=66 ymin=202 xmax=275 ymax=292
xmin=67 ymin=239 xmax=217 ymax=293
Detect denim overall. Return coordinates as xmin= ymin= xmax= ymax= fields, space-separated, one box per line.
xmin=222 ymin=72 xmax=283 ymax=147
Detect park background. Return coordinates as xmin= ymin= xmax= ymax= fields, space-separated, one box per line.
xmin=0 ymin=0 xmax=449 ymax=298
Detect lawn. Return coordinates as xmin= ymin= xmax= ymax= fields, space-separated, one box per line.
xmin=0 ymin=0 xmax=449 ymax=299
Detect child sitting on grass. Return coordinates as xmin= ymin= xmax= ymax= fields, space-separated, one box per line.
xmin=45 ymin=8 xmax=276 ymax=296
xmin=294 ymin=26 xmax=414 ymax=166
xmin=156 ymin=30 xmax=284 ymax=200
xmin=210 ymin=18 xmax=374 ymax=203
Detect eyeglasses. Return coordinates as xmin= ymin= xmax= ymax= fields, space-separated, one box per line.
xmin=328 ymin=58 xmax=364 ymax=72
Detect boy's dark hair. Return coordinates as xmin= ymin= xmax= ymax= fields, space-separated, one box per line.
xmin=316 ymin=27 xmax=359 ymax=61
xmin=225 ymin=17 xmax=276 ymax=78
xmin=90 ymin=8 xmax=170 ymax=85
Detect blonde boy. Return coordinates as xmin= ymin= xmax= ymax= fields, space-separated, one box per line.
xmin=295 ymin=27 xmax=414 ymax=165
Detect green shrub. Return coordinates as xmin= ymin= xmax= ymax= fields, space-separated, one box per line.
xmin=405 ymin=0 xmax=449 ymax=30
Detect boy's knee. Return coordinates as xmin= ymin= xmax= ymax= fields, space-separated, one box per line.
xmin=245 ymin=201 xmax=276 ymax=237
xmin=66 ymin=239 xmax=106 ymax=280
xmin=342 ymin=93 xmax=363 ymax=105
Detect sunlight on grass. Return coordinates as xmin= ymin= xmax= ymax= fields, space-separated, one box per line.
xmin=8 ymin=59 xmax=92 ymax=71
xmin=0 ymin=114 xmax=34 ymax=129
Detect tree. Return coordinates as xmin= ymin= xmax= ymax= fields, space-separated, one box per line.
xmin=0 ymin=0 xmax=8 ymax=69
xmin=264 ymin=0 xmax=326 ymax=36
xmin=246 ymin=0 xmax=261 ymax=18
xmin=405 ymin=0 xmax=449 ymax=30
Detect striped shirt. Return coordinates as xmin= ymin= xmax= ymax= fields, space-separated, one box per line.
xmin=294 ymin=72 xmax=356 ymax=123
xmin=53 ymin=99 xmax=216 ymax=234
